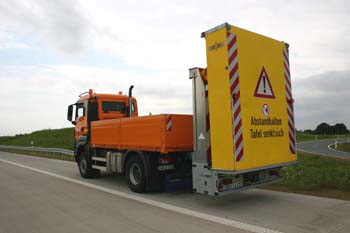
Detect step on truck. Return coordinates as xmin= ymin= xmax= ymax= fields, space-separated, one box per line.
xmin=67 ymin=23 xmax=297 ymax=195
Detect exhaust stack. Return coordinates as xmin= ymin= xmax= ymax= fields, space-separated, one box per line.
xmin=128 ymin=85 xmax=134 ymax=117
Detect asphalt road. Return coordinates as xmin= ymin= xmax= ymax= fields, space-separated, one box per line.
xmin=297 ymin=138 xmax=350 ymax=159
xmin=1 ymin=152 xmax=350 ymax=233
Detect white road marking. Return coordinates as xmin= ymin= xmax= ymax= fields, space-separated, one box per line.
xmin=327 ymin=143 xmax=350 ymax=155
xmin=296 ymin=148 xmax=350 ymax=159
xmin=296 ymin=139 xmax=350 ymax=159
xmin=0 ymin=158 xmax=283 ymax=233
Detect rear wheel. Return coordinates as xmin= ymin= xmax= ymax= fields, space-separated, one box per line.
xmin=78 ymin=151 xmax=99 ymax=178
xmin=126 ymin=155 xmax=146 ymax=193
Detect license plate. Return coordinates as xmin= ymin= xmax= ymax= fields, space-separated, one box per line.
xmin=158 ymin=164 xmax=175 ymax=171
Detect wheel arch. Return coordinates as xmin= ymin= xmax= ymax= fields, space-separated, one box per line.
xmin=75 ymin=144 xmax=87 ymax=162
xmin=124 ymin=150 xmax=149 ymax=177
xmin=74 ymin=135 xmax=88 ymax=162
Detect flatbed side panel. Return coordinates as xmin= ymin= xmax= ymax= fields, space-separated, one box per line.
xmin=164 ymin=114 xmax=193 ymax=151
xmin=119 ymin=115 xmax=164 ymax=151
xmin=91 ymin=115 xmax=193 ymax=153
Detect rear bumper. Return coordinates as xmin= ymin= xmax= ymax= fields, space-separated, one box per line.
xmin=215 ymin=177 xmax=284 ymax=196
xmin=193 ymin=161 xmax=297 ymax=196
xmin=211 ymin=161 xmax=298 ymax=175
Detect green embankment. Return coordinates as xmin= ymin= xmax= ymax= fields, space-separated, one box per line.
xmin=0 ymin=128 xmax=74 ymax=150
xmin=264 ymin=152 xmax=350 ymax=200
xmin=296 ymin=133 xmax=348 ymax=142
xmin=1 ymin=130 xmax=350 ymax=200
xmin=331 ymin=142 xmax=350 ymax=153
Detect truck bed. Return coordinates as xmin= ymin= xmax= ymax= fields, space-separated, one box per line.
xmin=91 ymin=114 xmax=193 ymax=153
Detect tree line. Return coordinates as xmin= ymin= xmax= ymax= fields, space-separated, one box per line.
xmin=299 ymin=123 xmax=349 ymax=135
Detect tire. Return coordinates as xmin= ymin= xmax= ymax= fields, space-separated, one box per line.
xmin=78 ymin=151 xmax=100 ymax=178
xmin=126 ymin=155 xmax=146 ymax=193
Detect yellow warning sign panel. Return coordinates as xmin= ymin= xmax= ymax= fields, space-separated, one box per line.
xmin=205 ymin=26 xmax=234 ymax=170
xmin=204 ymin=23 xmax=297 ymax=171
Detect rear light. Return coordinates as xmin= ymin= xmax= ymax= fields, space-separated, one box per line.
xmin=159 ymin=156 xmax=175 ymax=165
xmin=217 ymin=178 xmax=233 ymax=192
xmin=221 ymin=178 xmax=233 ymax=185
xmin=217 ymin=181 xmax=223 ymax=192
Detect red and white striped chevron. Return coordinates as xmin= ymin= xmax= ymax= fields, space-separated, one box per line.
xmin=166 ymin=114 xmax=172 ymax=131
xmin=283 ymin=46 xmax=296 ymax=154
xmin=205 ymin=88 xmax=212 ymax=162
xmin=227 ymin=32 xmax=244 ymax=162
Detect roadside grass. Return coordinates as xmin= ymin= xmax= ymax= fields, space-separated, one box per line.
xmin=0 ymin=128 xmax=74 ymax=150
xmin=262 ymin=152 xmax=350 ymax=200
xmin=330 ymin=142 xmax=350 ymax=153
xmin=0 ymin=149 xmax=74 ymax=162
xmin=296 ymin=133 xmax=349 ymax=142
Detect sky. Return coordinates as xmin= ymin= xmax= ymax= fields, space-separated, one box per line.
xmin=0 ymin=0 xmax=349 ymax=136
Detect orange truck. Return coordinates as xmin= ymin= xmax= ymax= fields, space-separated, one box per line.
xmin=67 ymin=23 xmax=297 ymax=195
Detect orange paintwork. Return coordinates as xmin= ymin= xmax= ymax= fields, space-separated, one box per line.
xmin=75 ymin=116 xmax=88 ymax=139
xmin=74 ymin=90 xmax=193 ymax=153
xmin=74 ymin=90 xmax=137 ymax=140
xmin=199 ymin=68 xmax=208 ymax=83
xmin=91 ymin=114 xmax=193 ymax=153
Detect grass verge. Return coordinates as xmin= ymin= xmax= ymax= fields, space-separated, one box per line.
xmin=0 ymin=149 xmax=74 ymax=162
xmin=0 ymin=128 xmax=74 ymax=150
xmin=296 ymin=134 xmax=349 ymax=142
xmin=330 ymin=142 xmax=350 ymax=153
xmin=261 ymin=152 xmax=350 ymax=200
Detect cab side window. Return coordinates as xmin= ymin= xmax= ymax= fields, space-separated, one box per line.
xmin=76 ymin=103 xmax=85 ymax=120
xmin=102 ymin=102 xmax=126 ymax=113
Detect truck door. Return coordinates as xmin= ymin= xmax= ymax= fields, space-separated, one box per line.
xmin=75 ymin=101 xmax=88 ymax=140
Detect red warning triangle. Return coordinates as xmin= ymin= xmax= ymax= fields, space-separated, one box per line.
xmin=254 ymin=66 xmax=275 ymax=99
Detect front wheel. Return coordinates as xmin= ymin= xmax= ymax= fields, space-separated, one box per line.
xmin=78 ymin=151 xmax=99 ymax=178
xmin=126 ymin=155 xmax=146 ymax=193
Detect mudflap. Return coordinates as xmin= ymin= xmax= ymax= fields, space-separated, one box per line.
xmin=164 ymin=156 xmax=193 ymax=193
xmin=145 ymin=154 xmax=164 ymax=192
xmin=145 ymin=153 xmax=193 ymax=193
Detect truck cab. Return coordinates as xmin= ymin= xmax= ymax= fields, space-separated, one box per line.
xmin=67 ymin=87 xmax=138 ymax=141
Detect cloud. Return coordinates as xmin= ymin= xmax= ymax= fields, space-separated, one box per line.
xmin=80 ymin=0 xmax=350 ymax=74
xmin=0 ymin=0 xmax=91 ymax=54
xmin=1 ymin=0 xmax=348 ymax=73
xmin=0 ymin=64 xmax=192 ymax=135
xmin=294 ymin=70 xmax=350 ymax=130
xmin=0 ymin=30 xmax=31 ymax=49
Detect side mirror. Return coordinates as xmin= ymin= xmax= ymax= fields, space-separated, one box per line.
xmin=67 ymin=104 xmax=76 ymax=124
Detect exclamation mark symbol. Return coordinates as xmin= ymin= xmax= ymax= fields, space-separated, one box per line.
xmin=263 ymin=75 xmax=266 ymax=93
